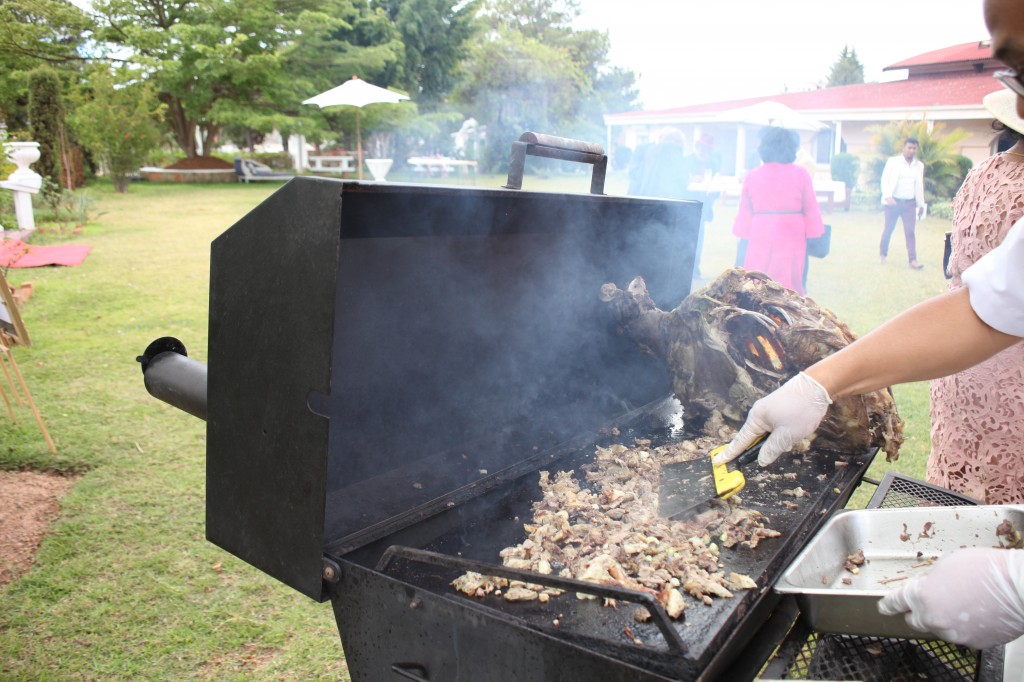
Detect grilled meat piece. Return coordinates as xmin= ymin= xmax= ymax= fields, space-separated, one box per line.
xmin=452 ymin=571 xmax=508 ymax=597
xmin=600 ymin=269 xmax=904 ymax=461
xmin=453 ymin=438 xmax=774 ymax=618
xmin=997 ymin=519 xmax=1024 ymax=549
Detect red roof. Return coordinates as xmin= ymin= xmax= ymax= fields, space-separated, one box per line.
xmin=608 ymin=70 xmax=1003 ymax=119
xmin=884 ymin=41 xmax=993 ymax=70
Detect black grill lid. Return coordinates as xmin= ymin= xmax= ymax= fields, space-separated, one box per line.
xmin=207 ymin=177 xmax=701 ymax=599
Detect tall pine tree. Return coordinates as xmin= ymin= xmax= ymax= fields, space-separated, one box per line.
xmin=827 ymin=45 xmax=865 ymax=87
xmin=27 ymin=67 xmax=68 ymax=192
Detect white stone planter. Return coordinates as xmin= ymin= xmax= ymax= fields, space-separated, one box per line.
xmin=1 ymin=140 xmax=43 ymax=231
xmin=5 ymin=141 xmax=42 ymax=190
xmin=364 ymin=158 xmax=393 ymax=182
xmin=7 ymin=140 xmax=41 ymax=165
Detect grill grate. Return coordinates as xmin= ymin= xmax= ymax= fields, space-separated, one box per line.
xmin=765 ymin=472 xmax=994 ymax=682
xmin=866 ymin=471 xmax=983 ymax=509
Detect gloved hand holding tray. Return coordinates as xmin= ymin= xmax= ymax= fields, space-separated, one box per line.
xmin=774 ymin=505 xmax=1024 ymax=640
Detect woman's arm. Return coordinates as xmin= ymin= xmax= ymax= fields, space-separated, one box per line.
xmin=715 ymin=287 xmax=1020 ymax=467
xmin=807 ymin=288 xmax=1019 ymax=398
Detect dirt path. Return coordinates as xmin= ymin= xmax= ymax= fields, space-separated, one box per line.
xmin=0 ymin=471 xmax=77 ymax=585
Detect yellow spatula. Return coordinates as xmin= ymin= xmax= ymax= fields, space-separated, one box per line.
xmin=659 ymin=434 xmax=767 ymax=520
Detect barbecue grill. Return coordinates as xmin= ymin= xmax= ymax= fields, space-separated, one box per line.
xmin=139 ymin=134 xmax=882 ymax=681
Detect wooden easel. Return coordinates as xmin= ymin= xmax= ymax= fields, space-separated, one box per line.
xmin=0 ymin=269 xmax=56 ymax=453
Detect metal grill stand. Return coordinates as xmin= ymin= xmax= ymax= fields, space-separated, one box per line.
xmin=761 ymin=472 xmax=1003 ymax=682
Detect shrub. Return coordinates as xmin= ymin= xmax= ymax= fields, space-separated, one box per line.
xmin=830 ymin=152 xmax=860 ymax=188
xmin=69 ymin=68 xmax=164 ymax=193
xmin=952 ymin=154 xmax=973 ymax=193
xmin=31 ymin=179 xmax=93 ymax=233
xmin=252 ymin=152 xmax=294 ymax=170
xmin=929 ymin=201 xmax=954 ymax=220
xmin=0 ymin=127 xmax=15 ymax=179
xmin=145 ymin=147 xmax=183 ymax=169
xmin=0 ymin=185 xmax=13 ymax=226
xmin=851 ymin=189 xmax=882 ymax=211
xmin=0 ymin=141 xmax=14 ymax=224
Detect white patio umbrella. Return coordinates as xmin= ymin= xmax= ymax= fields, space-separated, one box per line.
xmin=302 ymin=76 xmax=410 ymax=179
xmin=716 ymin=100 xmax=826 ymax=131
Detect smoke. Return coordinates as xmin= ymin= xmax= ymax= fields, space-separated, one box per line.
xmin=320 ymin=183 xmax=701 ymax=547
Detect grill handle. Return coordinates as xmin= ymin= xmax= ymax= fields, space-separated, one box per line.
xmin=376 ymin=545 xmax=686 ymax=656
xmin=136 ymin=337 xmax=208 ymax=421
xmin=503 ymin=131 xmax=608 ymax=195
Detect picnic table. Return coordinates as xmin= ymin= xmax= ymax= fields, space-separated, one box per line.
xmin=687 ymin=175 xmax=742 ymax=202
xmin=812 ymin=179 xmax=849 ymax=212
xmin=308 ymin=155 xmax=357 ymax=173
xmin=407 ymin=157 xmax=477 ymax=181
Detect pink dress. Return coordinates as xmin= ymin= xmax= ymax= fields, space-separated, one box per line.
xmin=732 ymin=163 xmax=824 ymax=294
xmin=929 ymin=153 xmax=1024 ymax=503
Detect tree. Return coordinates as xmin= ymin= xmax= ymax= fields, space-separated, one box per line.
xmin=307 ymin=0 xmax=406 ymax=89
xmin=867 ymin=119 xmax=972 ymax=200
xmin=69 ymin=67 xmax=164 ymax=193
xmin=380 ymin=0 xmax=480 ymax=111
xmin=827 ymin=45 xmax=864 ymax=87
xmin=87 ymin=0 xmax=402 ymax=159
xmin=0 ymin=0 xmax=92 ymax=131
xmin=27 ymin=67 xmax=68 ymax=193
xmin=455 ymin=0 xmax=637 ymax=171
xmin=456 ymin=27 xmax=585 ymax=170
xmin=289 ymin=0 xmax=410 ymax=155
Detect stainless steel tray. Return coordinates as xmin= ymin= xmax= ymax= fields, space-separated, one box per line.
xmin=775 ymin=505 xmax=1024 ymax=639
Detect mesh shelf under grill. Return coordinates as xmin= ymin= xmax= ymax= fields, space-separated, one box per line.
xmin=866 ymin=471 xmax=983 ymax=509
xmin=773 ymin=628 xmax=981 ymax=681
xmin=762 ymin=472 xmax=1001 ymax=682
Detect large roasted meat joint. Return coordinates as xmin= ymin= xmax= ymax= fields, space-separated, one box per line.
xmin=600 ymin=268 xmax=905 ymax=462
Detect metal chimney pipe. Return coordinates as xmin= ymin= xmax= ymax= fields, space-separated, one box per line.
xmin=137 ymin=337 xmax=207 ymax=421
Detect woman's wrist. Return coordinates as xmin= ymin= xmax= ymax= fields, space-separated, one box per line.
xmin=804 ymin=363 xmax=842 ymax=400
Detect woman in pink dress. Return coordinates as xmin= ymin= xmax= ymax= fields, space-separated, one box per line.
xmin=929 ymin=90 xmax=1024 ymax=503
xmin=732 ymin=127 xmax=824 ymax=295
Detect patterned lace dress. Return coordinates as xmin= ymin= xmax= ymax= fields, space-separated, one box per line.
xmin=929 ymin=153 xmax=1024 ymax=503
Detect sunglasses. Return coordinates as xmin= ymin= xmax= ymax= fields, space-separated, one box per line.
xmin=995 ymin=69 xmax=1024 ymax=98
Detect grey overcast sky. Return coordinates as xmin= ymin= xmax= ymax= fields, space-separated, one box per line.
xmin=574 ymin=0 xmax=991 ymax=111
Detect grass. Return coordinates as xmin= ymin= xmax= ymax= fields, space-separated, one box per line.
xmin=0 ymin=171 xmax=948 ymax=679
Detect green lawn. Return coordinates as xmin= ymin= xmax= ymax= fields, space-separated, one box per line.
xmin=0 ymin=171 xmax=949 ymax=679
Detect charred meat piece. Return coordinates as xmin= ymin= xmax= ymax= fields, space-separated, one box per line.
xmin=600 ymin=269 xmax=904 ymax=461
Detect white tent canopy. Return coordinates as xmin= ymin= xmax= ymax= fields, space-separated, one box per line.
xmin=716 ymin=100 xmax=827 ymax=132
xmin=302 ymin=76 xmax=410 ymax=179
xmin=302 ymin=76 xmax=409 ymax=109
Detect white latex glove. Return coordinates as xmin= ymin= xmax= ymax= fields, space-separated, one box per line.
xmin=878 ymin=548 xmax=1024 ymax=650
xmin=712 ymin=372 xmax=832 ymax=467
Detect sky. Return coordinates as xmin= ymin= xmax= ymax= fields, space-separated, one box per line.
xmin=573 ymin=0 xmax=991 ymax=111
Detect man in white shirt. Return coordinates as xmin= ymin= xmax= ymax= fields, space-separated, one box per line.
xmin=879 ymin=137 xmax=926 ymax=269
